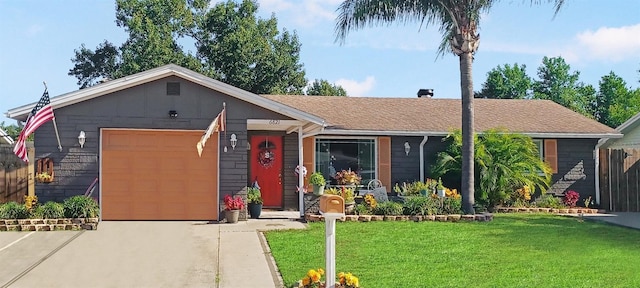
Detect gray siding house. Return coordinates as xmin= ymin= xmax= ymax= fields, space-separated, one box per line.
xmin=6 ymin=64 xmax=621 ymax=220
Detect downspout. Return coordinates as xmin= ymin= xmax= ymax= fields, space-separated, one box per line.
xmin=298 ymin=126 xmax=304 ymax=218
xmin=594 ymin=144 xmax=601 ymax=206
xmin=419 ymin=136 xmax=429 ymax=182
xmin=594 ymin=139 xmax=606 ymax=207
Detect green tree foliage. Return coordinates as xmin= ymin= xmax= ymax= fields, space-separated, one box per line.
xmin=0 ymin=122 xmax=22 ymax=141
xmin=196 ymin=0 xmax=306 ymax=94
xmin=533 ymin=56 xmax=594 ymax=117
xmin=68 ymin=41 xmax=120 ymax=89
xmin=596 ymin=72 xmax=640 ymax=127
xmin=432 ymin=129 xmax=552 ymax=209
xmin=335 ymin=0 xmax=563 ymax=214
xmin=476 ymin=63 xmax=532 ymax=99
xmin=68 ymin=0 xmax=306 ymax=94
xmin=305 ymin=79 xmax=347 ymax=96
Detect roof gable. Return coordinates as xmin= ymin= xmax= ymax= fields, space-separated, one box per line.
xmin=6 ymin=64 xmax=324 ymax=125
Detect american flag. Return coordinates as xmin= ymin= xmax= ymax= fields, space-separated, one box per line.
xmin=13 ymin=89 xmax=55 ymax=162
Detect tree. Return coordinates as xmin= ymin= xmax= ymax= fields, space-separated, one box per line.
xmin=533 ymin=56 xmax=593 ymax=117
xmin=596 ymin=72 xmax=640 ymax=127
xmin=68 ymin=0 xmax=307 ymax=95
xmin=335 ymin=0 xmax=564 ymax=214
xmin=432 ymin=129 xmax=551 ymax=210
xmin=305 ymin=79 xmax=347 ymax=96
xmin=68 ymin=41 xmax=121 ymax=89
xmin=476 ymin=63 xmax=532 ymax=99
xmin=196 ymin=0 xmax=306 ymax=94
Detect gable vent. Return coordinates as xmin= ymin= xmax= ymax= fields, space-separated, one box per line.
xmin=167 ymin=82 xmax=181 ymax=95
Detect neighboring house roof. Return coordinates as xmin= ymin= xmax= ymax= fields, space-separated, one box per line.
xmin=0 ymin=128 xmax=14 ymax=145
xmin=598 ymin=112 xmax=640 ymax=149
xmin=263 ymin=95 xmax=622 ymax=139
xmin=5 ymin=64 xmax=325 ymax=128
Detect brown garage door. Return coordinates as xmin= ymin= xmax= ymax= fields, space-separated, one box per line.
xmin=101 ymin=129 xmax=218 ymax=220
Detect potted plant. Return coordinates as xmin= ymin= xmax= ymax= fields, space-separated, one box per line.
xmin=223 ymin=194 xmax=244 ymax=223
xmin=309 ymin=172 xmax=326 ymax=196
xmin=247 ymin=187 xmax=263 ymax=219
xmin=335 ymin=169 xmax=361 ymax=185
xmin=436 ymin=178 xmax=446 ymax=198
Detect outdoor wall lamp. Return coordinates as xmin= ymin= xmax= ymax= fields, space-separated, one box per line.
xmin=404 ymin=141 xmax=411 ymax=156
xmin=78 ymin=131 xmax=86 ymax=148
xmin=168 ymin=110 xmax=178 ymax=118
xmin=230 ymin=134 xmax=237 ymax=150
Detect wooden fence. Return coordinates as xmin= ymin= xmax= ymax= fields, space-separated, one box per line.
xmin=0 ymin=143 xmax=33 ymax=204
xmin=599 ymin=149 xmax=640 ymax=212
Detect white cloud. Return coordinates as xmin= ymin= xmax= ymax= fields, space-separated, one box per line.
xmin=26 ymin=24 xmax=43 ymax=36
xmin=258 ymin=0 xmax=339 ymax=27
xmin=335 ymin=76 xmax=375 ymax=97
xmin=573 ymin=23 xmax=640 ymax=62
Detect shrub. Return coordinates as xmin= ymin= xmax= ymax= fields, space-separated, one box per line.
xmin=563 ymin=190 xmax=580 ymax=208
xmin=354 ymin=203 xmax=370 ymax=215
xmin=63 ymin=195 xmax=99 ymax=218
xmin=40 ymin=201 xmax=65 ymax=219
xmin=373 ymin=201 xmax=403 ymax=215
xmin=535 ymin=194 xmax=565 ymax=209
xmin=0 ymin=202 xmax=29 ymax=219
xmin=30 ymin=205 xmax=44 ymax=219
xmin=403 ymin=196 xmax=438 ymax=216
xmin=439 ymin=197 xmax=463 ymax=214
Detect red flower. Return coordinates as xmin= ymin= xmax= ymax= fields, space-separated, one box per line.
xmin=224 ymin=194 xmax=245 ymax=210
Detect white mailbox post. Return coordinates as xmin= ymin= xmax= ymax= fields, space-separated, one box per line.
xmin=319 ymin=195 xmax=345 ymax=288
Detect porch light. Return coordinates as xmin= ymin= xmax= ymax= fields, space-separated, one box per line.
xmin=78 ymin=131 xmax=86 ymax=148
xmin=404 ymin=141 xmax=411 ymax=156
xmin=168 ymin=110 xmax=178 ymax=118
xmin=230 ymin=134 xmax=237 ymax=150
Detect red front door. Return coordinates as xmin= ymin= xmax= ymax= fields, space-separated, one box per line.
xmin=249 ymin=135 xmax=283 ymax=208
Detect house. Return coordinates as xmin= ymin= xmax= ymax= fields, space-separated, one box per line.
xmin=5 ymin=64 xmax=621 ymax=221
xmin=597 ymin=113 xmax=640 ymax=212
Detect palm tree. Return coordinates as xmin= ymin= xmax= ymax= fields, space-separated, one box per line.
xmin=335 ymin=0 xmax=563 ymax=214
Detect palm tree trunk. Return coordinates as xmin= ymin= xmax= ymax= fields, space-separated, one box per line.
xmin=460 ymin=51 xmax=475 ymax=215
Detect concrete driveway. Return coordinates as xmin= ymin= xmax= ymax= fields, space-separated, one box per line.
xmin=0 ymin=221 xmax=219 ymax=288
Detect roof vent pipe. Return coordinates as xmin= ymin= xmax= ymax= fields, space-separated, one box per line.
xmin=417 ymin=89 xmax=434 ymax=98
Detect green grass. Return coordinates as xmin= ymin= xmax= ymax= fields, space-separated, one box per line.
xmin=264 ymin=214 xmax=640 ymax=287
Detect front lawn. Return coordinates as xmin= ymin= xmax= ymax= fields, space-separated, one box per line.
xmin=265 ymin=214 xmax=640 ymax=287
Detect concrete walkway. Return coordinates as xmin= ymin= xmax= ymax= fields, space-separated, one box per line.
xmin=582 ymin=212 xmax=640 ymax=230
xmin=218 ymin=214 xmax=306 ymax=288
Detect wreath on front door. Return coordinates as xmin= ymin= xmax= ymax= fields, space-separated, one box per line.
xmin=258 ymin=149 xmax=275 ymax=168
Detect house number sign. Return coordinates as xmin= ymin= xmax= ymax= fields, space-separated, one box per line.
xmin=269 ymin=120 xmax=280 ymax=125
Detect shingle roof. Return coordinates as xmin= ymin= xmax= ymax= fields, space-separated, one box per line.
xmin=262 ymin=95 xmax=620 ymax=138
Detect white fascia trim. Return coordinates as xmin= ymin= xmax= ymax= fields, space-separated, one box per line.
xmin=522 ymin=133 xmax=623 ymax=139
xmin=315 ymin=130 xmax=622 ymax=138
xmin=318 ymin=130 xmax=449 ymax=136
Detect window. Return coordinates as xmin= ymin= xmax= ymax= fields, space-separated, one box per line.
xmin=534 ymin=139 xmax=558 ymax=174
xmin=315 ymin=138 xmax=376 ymax=185
xmin=533 ymin=139 xmax=543 ymax=159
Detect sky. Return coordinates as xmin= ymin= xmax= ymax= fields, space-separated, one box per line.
xmin=1 ymin=0 xmax=639 ymax=125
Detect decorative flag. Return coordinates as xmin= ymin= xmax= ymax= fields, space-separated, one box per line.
xmin=196 ymin=106 xmax=225 ymax=157
xmin=14 ymin=88 xmax=56 ymax=162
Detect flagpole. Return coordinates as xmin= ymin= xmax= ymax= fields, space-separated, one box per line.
xmin=44 ymin=82 xmax=63 ymax=151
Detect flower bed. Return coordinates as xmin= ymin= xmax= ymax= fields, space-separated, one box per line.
xmin=0 ymin=218 xmax=99 ymax=231
xmin=495 ymin=207 xmax=603 ymax=214
xmin=0 ymin=195 xmax=100 ymax=231
xmin=305 ymin=213 xmax=493 ymax=223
